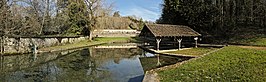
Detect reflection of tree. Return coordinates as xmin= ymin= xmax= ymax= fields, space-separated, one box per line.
xmin=0 ymin=49 xmax=110 ymax=81
xmin=0 ymin=56 xmax=4 ymax=80
xmin=54 ymin=48 xmax=111 ymax=82
xmin=0 ymin=52 xmax=67 ymax=81
xmin=91 ymin=48 xmax=142 ymax=65
xmin=0 ymin=49 xmax=83 ymax=72
xmin=0 ymin=56 xmax=3 ymax=71
xmin=0 ymin=48 xmax=144 ymax=81
xmin=4 ymin=48 xmax=113 ymax=82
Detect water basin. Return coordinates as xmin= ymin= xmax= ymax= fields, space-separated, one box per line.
xmin=0 ymin=47 xmax=189 ymax=82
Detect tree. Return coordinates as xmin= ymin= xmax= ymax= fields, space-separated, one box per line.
xmin=65 ymin=1 xmax=88 ymax=35
xmin=158 ymin=0 xmax=266 ymax=43
xmin=0 ymin=0 xmax=23 ymax=36
xmin=84 ymin=0 xmax=113 ymax=40
xmin=113 ymin=11 xmax=120 ymax=17
xmin=0 ymin=0 xmax=113 ymax=37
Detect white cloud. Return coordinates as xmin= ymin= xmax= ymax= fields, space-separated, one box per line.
xmin=121 ymin=6 xmax=160 ymax=21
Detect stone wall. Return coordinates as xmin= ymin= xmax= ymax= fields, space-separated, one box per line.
xmin=2 ymin=36 xmax=88 ymax=53
xmin=92 ymin=29 xmax=140 ymax=37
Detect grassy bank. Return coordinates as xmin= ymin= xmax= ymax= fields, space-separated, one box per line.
xmin=232 ymin=37 xmax=266 ymax=46
xmin=165 ymin=48 xmax=218 ymax=56
xmin=39 ymin=37 xmax=133 ymax=52
xmin=247 ymin=38 xmax=266 ymax=46
xmin=158 ymin=46 xmax=266 ymax=81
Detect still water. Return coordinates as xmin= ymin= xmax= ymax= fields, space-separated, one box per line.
xmin=0 ymin=47 xmax=188 ymax=82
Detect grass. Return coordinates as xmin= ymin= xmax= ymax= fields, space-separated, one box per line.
xmin=158 ymin=46 xmax=266 ymax=82
xmin=165 ymin=48 xmax=218 ymax=56
xmin=248 ymin=38 xmax=266 ymax=46
xmin=232 ymin=37 xmax=266 ymax=46
xmin=38 ymin=37 xmax=133 ymax=52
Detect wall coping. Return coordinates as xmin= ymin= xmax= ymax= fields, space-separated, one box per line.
xmin=4 ymin=35 xmax=87 ymax=38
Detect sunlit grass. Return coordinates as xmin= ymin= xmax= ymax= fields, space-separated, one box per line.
xmin=248 ymin=38 xmax=266 ymax=46
xmin=158 ymin=46 xmax=266 ymax=82
xmin=235 ymin=37 xmax=266 ymax=46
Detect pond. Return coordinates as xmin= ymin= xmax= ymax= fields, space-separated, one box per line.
xmin=0 ymin=46 xmax=189 ymax=82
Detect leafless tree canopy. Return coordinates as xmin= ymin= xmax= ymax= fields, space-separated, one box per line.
xmin=0 ymin=0 xmax=146 ymax=38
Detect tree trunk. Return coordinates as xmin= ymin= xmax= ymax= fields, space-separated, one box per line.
xmin=89 ymin=31 xmax=93 ymax=40
xmin=1 ymin=36 xmax=5 ymax=54
xmin=0 ymin=36 xmax=2 ymax=55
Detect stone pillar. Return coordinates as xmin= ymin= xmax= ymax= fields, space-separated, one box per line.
xmin=156 ymin=38 xmax=162 ymax=51
xmin=177 ymin=38 xmax=182 ymax=50
xmin=194 ymin=37 xmax=198 ymax=48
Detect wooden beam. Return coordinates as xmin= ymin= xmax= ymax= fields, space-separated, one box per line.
xmin=194 ymin=37 xmax=198 ymax=48
xmin=177 ymin=38 xmax=182 ymax=50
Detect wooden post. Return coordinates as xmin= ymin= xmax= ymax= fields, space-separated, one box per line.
xmin=194 ymin=37 xmax=198 ymax=48
xmin=177 ymin=38 xmax=182 ymax=50
xmin=156 ymin=54 xmax=161 ymax=66
xmin=156 ymin=38 xmax=162 ymax=51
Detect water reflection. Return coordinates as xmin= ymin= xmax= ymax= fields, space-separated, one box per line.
xmin=0 ymin=47 xmax=188 ymax=82
xmin=156 ymin=54 xmax=162 ymax=66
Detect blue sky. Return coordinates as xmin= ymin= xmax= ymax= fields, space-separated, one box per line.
xmin=107 ymin=0 xmax=163 ymax=22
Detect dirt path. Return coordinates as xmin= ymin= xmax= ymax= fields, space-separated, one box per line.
xmin=238 ymin=46 xmax=266 ymax=50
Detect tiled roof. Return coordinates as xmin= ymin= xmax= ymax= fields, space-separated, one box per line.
xmin=145 ymin=24 xmax=201 ymax=37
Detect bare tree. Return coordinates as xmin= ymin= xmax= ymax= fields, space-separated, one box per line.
xmin=84 ymin=0 xmax=113 ymax=40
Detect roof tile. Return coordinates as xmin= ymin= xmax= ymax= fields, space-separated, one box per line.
xmin=145 ymin=24 xmax=201 ymax=37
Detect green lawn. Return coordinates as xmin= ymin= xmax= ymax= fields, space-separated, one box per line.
xmin=248 ymin=38 xmax=266 ymax=46
xmin=165 ymin=48 xmax=218 ymax=56
xmin=39 ymin=37 xmax=133 ymax=52
xmin=235 ymin=37 xmax=266 ymax=46
xmin=158 ymin=46 xmax=266 ymax=82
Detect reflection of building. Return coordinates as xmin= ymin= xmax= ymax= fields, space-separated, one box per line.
xmin=90 ymin=48 xmax=141 ymax=64
xmin=139 ymin=24 xmax=201 ymax=50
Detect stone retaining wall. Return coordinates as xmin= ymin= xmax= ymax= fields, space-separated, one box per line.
xmin=92 ymin=29 xmax=140 ymax=37
xmin=2 ymin=36 xmax=88 ymax=53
